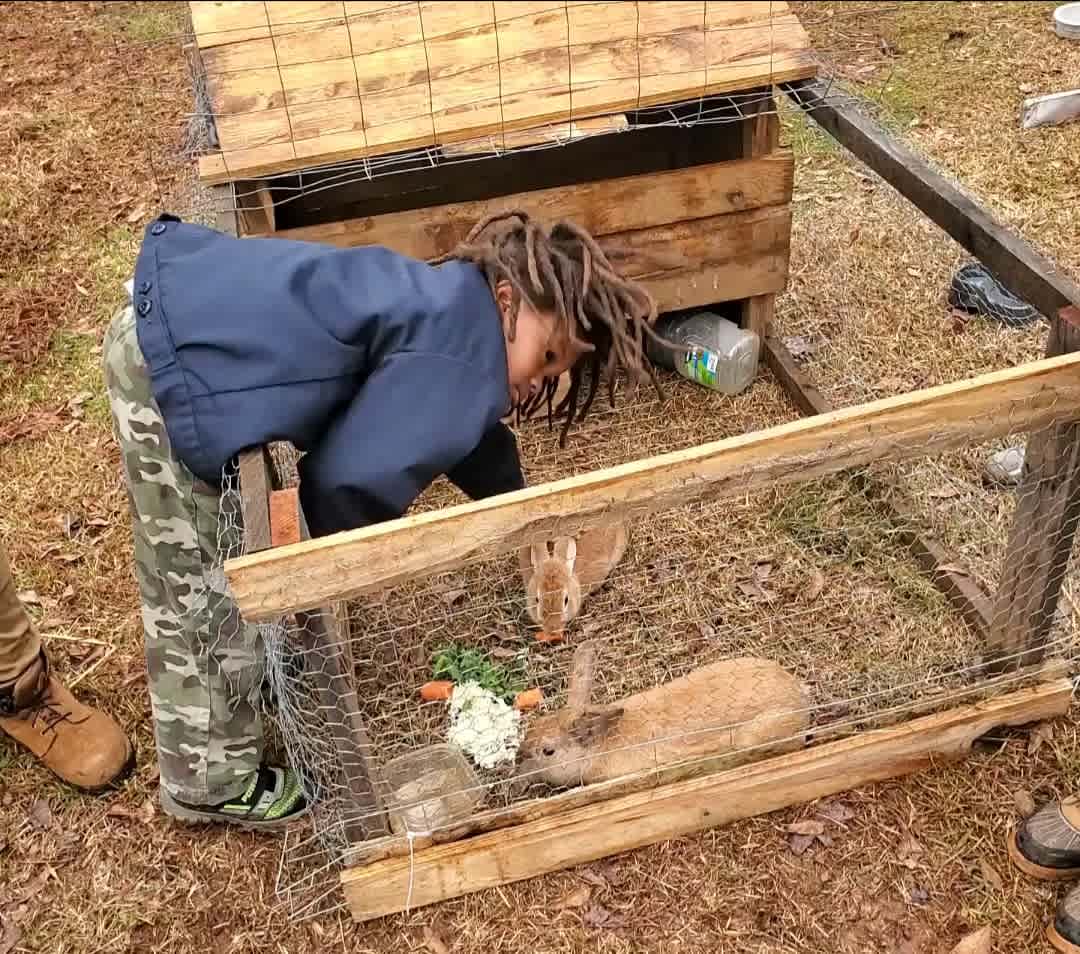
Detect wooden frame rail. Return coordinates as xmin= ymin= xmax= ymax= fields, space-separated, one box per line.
xmin=341 ymin=678 xmax=1072 ymax=921
xmin=225 ymin=351 xmax=1080 ymax=620
xmin=783 ymin=79 xmax=1080 ymax=319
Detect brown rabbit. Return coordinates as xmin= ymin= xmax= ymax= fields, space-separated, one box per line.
xmin=519 ymin=524 xmax=629 ymax=642
xmin=517 ymin=641 xmax=809 ymax=788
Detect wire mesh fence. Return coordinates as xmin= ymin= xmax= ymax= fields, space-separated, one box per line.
xmin=97 ymin=0 xmax=1080 ymax=925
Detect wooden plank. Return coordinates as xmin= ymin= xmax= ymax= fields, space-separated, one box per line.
xmin=340 ymin=678 xmax=1072 ymax=921
xmin=1022 ymin=89 xmax=1080 ymax=130
xmin=235 ymin=180 xmax=276 ymax=236
xmin=193 ymin=1 xmax=816 ymax=182
xmin=270 ymin=154 xmax=794 ymax=250
xmin=986 ymin=306 xmax=1080 ymax=672
xmin=224 ymin=350 xmax=1080 ymax=620
xmin=763 ymin=335 xmax=993 ymax=636
xmin=784 ymin=78 xmax=1080 ymax=319
xmin=348 ymin=656 xmax=1067 ymax=868
xmin=738 ymin=87 xmax=779 ymax=342
xmin=237 ymin=446 xmax=273 ymax=551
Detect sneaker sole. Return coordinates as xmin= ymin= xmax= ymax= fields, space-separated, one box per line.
xmin=1007 ymin=827 xmax=1080 ymax=881
xmin=159 ymin=785 xmax=310 ymax=831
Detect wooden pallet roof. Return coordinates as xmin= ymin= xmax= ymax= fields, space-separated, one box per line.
xmin=192 ymin=1 xmax=817 ymax=183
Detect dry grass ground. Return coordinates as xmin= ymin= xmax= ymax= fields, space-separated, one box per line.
xmin=2 ymin=2 xmax=1080 ymax=952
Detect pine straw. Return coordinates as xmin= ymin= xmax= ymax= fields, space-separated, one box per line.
xmin=3 ymin=2 xmax=1080 ymax=953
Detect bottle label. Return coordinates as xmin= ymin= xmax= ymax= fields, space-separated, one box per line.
xmin=682 ymin=349 xmax=721 ymax=389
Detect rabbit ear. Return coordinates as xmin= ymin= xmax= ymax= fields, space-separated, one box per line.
xmin=569 ymin=707 xmax=624 ymax=747
xmin=530 ymin=541 xmax=549 ymax=569
xmin=553 ymin=537 xmax=577 ymax=570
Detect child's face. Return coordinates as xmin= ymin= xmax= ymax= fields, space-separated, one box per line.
xmin=496 ymin=281 xmax=583 ymax=409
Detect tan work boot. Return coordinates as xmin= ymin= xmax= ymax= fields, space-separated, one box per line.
xmin=0 ymin=651 xmax=133 ymax=791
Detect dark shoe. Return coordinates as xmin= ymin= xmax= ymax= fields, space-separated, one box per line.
xmin=0 ymin=651 xmax=134 ymax=791
xmin=949 ymin=262 xmax=1040 ymax=326
xmin=1009 ymin=796 xmax=1080 ymax=880
xmin=159 ymin=764 xmax=308 ymax=831
xmin=1049 ymin=882 xmax=1080 ymax=953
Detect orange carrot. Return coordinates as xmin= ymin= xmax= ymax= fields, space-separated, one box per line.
xmin=513 ymin=688 xmax=544 ymax=710
xmin=534 ymin=631 xmax=564 ymax=644
xmin=420 ymin=680 xmax=454 ymax=702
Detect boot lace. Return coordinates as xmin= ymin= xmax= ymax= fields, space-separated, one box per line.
xmin=22 ymin=689 xmax=75 ymax=735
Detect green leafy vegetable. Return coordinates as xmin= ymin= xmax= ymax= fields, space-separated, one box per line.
xmin=431 ymin=644 xmax=524 ymax=701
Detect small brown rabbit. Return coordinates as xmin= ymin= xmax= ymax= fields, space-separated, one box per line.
xmin=519 ymin=524 xmax=629 ymax=642
xmin=516 ymin=641 xmax=809 ymax=788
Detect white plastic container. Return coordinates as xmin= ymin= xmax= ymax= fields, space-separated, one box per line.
xmin=1055 ymin=3 xmax=1080 ymax=39
xmin=648 ymin=311 xmax=760 ymax=395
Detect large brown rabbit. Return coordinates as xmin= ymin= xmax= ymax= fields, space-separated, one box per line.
xmin=516 ymin=641 xmax=809 ymax=788
xmin=519 ymin=524 xmax=629 ymax=642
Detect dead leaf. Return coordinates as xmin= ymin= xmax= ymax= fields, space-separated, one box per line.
xmin=16 ymin=590 xmax=40 ymax=606
xmin=950 ymin=926 xmax=992 ymax=954
xmin=558 ymin=884 xmax=592 ymax=910
xmin=908 ymin=884 xmax=930 ymax=905
xmin=906 ymin=267 xmax=922 ymax=278
xmin=696 ymin=621 xmax=716 ymax=639
xmin=1013 ymin=789 xmax=1036 ymax=818
xmin=783 ymin=334 xmax=828 ymax=361
xmin=59 ymin=512 xmax=82 ymax=538
xmin=879 ymin=36 xmax=900 ymax=56
xmin=489 ymin=647 xmax=519 ymax=661
xmin=875 ymin=377 xmax=908 ymax=392
xmin=422 ymin=925 xmax=451 ymax=954
xmin=936 ymin=563 xmax=970 ymax=577
xmin=583 ymin=903 xmax=628 ymax=930
xmin=978 ymin=857 xmax=1004 ymax=892
xmin=816 ymin=831 xmax=835 ymax=847
xmin=440 ymin=589 xmax=467 ymax=607
xmin=67 ymin=390 xmax=93 ymax=409
xmin=753 ymin=562 xmax=773 ymax=583
xmin=896 ymin=834 xmax=924 ymax=869
xmin=945 ymin=28 xmax=969 ymax=43
xmin=60 ymin=585 xmax=75 ymax=601
xmin=0 ymin=920 xmax=22 ymax=954
xmin=928 ymin=485 xmax=961 ymax=499
xmin=802 ymin=568 xmax=826 ymax=603
xmin=125 ymin=202 xmax=148 ymax=225
xmin=1019 ymin=82 xmax=1036 ymax=94
xmin=788 ymin=832 xmax=817 ymax=856
xmin=817 ymin=801 xmax=856 ymax=825
xmin=105 ymin=804 xmax=141 ymax=820
xmin=580 ymin=868 xmax=610 ymax=889
xmin=785 ymin=820 xmax=826 ymax=837
xmin=1028 ymin=721 xmax=1054 ymax=756
xmin=75 ymin=284 xmax=89 ymax=297
xmin=27 ymin=798 xmax=54 ymax=831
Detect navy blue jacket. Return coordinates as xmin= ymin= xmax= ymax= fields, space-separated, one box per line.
xmin=131 ymin=215 xmax=523 ymax=537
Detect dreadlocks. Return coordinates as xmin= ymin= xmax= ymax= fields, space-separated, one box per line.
xmin=432 ymin=210 xmax=667 ymax=446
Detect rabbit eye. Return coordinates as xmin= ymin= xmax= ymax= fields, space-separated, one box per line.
xmin=563 ymin=595 xmax=569 ymax=609
xmin=542 ymin=746 xmax=556 ymax=757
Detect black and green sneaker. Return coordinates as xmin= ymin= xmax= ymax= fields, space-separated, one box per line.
xmin=160 ymin=765 xmax=308 ymax=830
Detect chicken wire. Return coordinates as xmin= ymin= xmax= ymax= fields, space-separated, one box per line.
xmin=217 ymin=364 xmax=1080 ymax=921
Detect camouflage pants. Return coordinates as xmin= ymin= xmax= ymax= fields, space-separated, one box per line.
xmin=103 ymin=304 xmax=263 ymax=804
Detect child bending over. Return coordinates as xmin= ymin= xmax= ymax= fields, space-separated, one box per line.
xmin=104 ymin=210 xmax=658 ymax=828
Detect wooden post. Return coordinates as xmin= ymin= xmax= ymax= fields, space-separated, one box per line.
xmin=236 ymin=449 xmax=389 ymax=838
xmin=986 ymin=306 xmax=1080 ymax=672
xmin=211 ymin=183 xmax=239 ymax=237
xmin=739 ymin=88 xmax=780 ymax=344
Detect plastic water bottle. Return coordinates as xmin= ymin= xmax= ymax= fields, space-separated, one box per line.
xmin=647 ymin=311 xmax=760 ymax=395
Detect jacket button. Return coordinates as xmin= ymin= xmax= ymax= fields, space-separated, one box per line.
xmin=138 ymin=280 xmax=152 ymax=294
xmin=150 ymin=222 xmax=167 ymax=236
xmin=137 ymin=299 xmax=153 ymax=317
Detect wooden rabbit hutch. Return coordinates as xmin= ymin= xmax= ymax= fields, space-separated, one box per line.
xmin=192 ymin=1 xmax=1080 ymax=924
